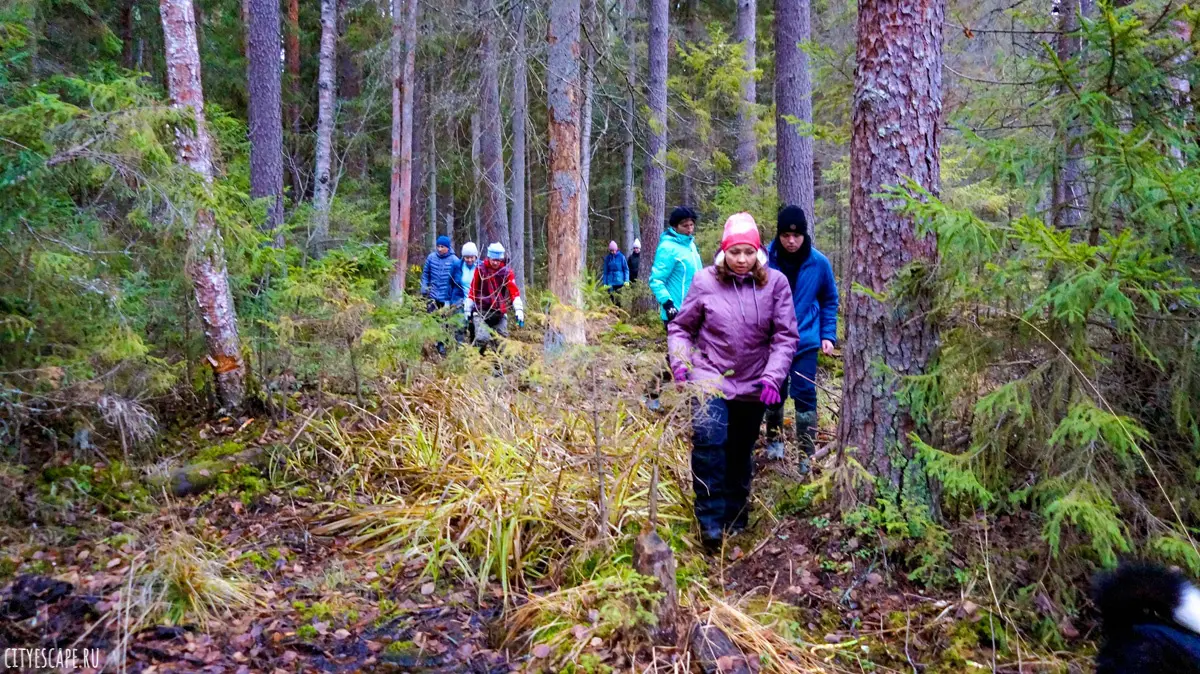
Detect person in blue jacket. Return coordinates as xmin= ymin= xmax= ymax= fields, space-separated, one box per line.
xmin=764 ymin=205 xmax=839 ymax=472
xmin=449 ymin=242 xmax=480 ymax=343
xmin=420 ymin=235 xmax=459 ymax=311
xmin=602 ymin=241 xmax=630 ymax=303
xmin=648 ymin=206 xmax=703 ymax=325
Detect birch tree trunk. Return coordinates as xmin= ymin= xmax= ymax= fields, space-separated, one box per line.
xmin=247 ymin=0 xmax=285 ymax=244
xmin=388 ymin=0 xmax=418 ymax=300
xmin=159 ymin=0 xmax=245 ymax=411
xmin=622 ymin=0 xmax=637 ymax=253
xmin=734 ymin=0 xmax=758 ymax=179
xmin=640 ymin=0 xmax=668 ymax=268
xmin=311 ymin=0 xmax=337 ymax=252
xmin=547 ymin=0 xmax=585 ymax=344
xmin=509 ymin=0 xmax=528 ymax=290
xmin=478 ymin=0 xmax=510 ymax=251
xmin=775 ymin=0 xmax=814 ymax=218
xmin=837 ymin=0 xmax=944 ymax=499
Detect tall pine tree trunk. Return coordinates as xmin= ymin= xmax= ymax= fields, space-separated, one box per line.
xmin=578 ymin=0 xmax=595 ymax=272
xmin=547 ymin=0 xmax=585 ymax=344
xmin=285 ymin=0 xmax=301 ymax=201
xmin=837 ymin=0 xmax=943 ymax=498
xmin=411 ymin=70 xmax=427 ymax=263
xmin=428 ymin=108 xmax=437 ymax=252
xmin=640 ymin=0 xmax=668 ymax=269
xmin=622 ymin=0 xmax=637 ymax=253
xmin=311 ymin=0 xmax=337 ymax=252
xmin=775 ymin=0 xmax=814 ymax=218
xmin=247 ymin=0 xmax=285 ymax=244
xmin=734 ymin=0 xmax=758 ymax=179
xmin=509 ymin=0 xmax=528 ymax=290
xmin=388 ymin=0 xmax=418 ymax=299
xmin=159 ymin=0 xmax=245 ymax=411
xmin=471 ymin=111 xmax=482 ymax=244
xmin=478 ymin=0 xmax=510 ymax=251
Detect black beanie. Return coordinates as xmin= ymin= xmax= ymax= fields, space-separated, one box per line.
xmin=776 ymin=205 xmax=808 ymax=238
xmin=669 ymin=206 xmax=698 ymax=228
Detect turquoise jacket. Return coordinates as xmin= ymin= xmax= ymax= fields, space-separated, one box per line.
xmin=647 ymin=227 xmax=703 ymax=320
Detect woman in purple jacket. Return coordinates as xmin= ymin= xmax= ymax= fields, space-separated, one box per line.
xmin=668 ymin=213 xmax=799 ymax=550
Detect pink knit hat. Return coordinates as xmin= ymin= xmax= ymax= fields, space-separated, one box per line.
xmin=720 ymin=212 xmax=762 ymax=251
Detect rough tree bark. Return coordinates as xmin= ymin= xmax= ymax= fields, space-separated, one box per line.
xmin=159 ymin=0 xmax=245 ymax=411
xmin=734 ymin=0 xmax=758 ymax=179
xmin=836 ymin=0 xmax=944 ymax=497
xmin=547 ymin=0 xmax=586 ymax=344
xmin=775 ymin=0 xmax=815 ymax=218
xmin=622 ymin=0 xmax=637 ymax=253
xmin=388 ymin=0 xmax=418 ymax=299
xmin=478 ymin=0 xmax=510 ymax=251
xmin=428 ymin=102 xmax=438 ymax=252
xmin=247 ymin=0 xmax=285 ymax=244
xmin=411 ymin=70 xmax=427 ymax=263
xmin=285 ymin=0 xmax=302 ymax=201
xmin=640 ymin=0 xmax=668 ymax=271
xmin=311 ymin=0 xmax=337 ymax=252
xmin=1052 ymin=0 xmax=1088 ymax=231
xmin=471 ymin=111 xmax=482 ymax=244
xmin=509 ymin=0 xmax=528 ymax=290
xmin=579 ymin=0 xmax=595 ymax=271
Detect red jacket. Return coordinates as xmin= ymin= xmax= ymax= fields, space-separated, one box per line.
xmin=469 ymin=262 xmax=520 ymax=316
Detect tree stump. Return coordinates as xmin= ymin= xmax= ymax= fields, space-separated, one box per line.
xmin=632 ymin=528 xmax=679 ymax=646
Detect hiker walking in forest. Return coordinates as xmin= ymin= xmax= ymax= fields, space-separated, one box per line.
xmin=649 ymin=207 xmax=703 ymax=326
xmin=669 ymin=213 xmax=799 ymax=551
xmin=628 ymin=239 xmax=642 ymax=284
xmin=465 ymin=243 xmax=525 ymax=354
xmin=450 ymin=242 xmax=480 ymax=343
xmin=763 ymin=206 xmax=839 ymax=472
xmin=420 ymin=235 xmax=459 ymax=312
xmin=602 ymin=241 xmax=630 ymax=304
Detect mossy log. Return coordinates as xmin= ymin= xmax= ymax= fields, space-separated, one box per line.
xmin=150 ymin=445 xmax=269 ymax=497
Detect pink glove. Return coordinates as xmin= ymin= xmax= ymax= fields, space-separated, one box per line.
xmin=759 ymin=379 xmax=781 ymax=406
xmin=672 ymin=365 xmax=689 ymax=383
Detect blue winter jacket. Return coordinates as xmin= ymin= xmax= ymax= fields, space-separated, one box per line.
xmin=420 ymin=250 xmax=460 ymax=303
xmin=448 ymin=259 xmax=478 ymax=305
xmin=767 ymin=238 xmax=838 ymax=353
xmin=602 ymin=252 xmax=630 ymax=287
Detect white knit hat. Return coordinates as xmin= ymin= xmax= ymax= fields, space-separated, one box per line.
xmin=487 ymin=242 xmax=505 ymax=260
xmin=633 ymin=238 xmax=641 ymax=249
xmin=461 ymin=242 xmax=479 ymax=258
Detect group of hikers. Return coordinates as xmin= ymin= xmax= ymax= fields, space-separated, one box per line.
xmin=419 ymin=202 xmax=839 ymax=552
xmin=419 ymin=237 xmax=525 ymax=354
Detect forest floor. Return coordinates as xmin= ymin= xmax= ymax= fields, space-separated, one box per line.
xmin=0 ymin=319 xmax=1094 ymax=673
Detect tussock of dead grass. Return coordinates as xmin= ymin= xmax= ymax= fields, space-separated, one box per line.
xmin=312 ymin=349 xmax=695 ymax=598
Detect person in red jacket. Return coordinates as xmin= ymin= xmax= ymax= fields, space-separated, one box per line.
xmin=465 ymin=242 xmax=525 ymax=354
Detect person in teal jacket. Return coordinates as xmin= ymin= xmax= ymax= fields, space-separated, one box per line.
xmin=648 ymin=206 xmax=703 ymax=324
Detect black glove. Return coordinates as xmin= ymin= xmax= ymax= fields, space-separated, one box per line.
xmin=663 ymin=300 xmax=678 ymax=321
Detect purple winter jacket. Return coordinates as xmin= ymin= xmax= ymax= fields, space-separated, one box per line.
xmin=667 ymin=266 xmax=800 ymax=401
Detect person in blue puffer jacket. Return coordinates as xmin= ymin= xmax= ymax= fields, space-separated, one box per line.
xmin=763 ymin=205 xmax=839 ymax=473
xmin=601 ymin=241 xmax=629 ymax=303
xmin=420 ymin=235 xmax=459 ymax=311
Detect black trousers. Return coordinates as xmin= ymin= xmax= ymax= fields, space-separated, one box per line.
xmin=691 ymin=397 xmax=766 ymax=532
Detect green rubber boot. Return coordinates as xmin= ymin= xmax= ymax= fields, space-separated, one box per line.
xmin=796 ymin=410 xmax=818 ymax=475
